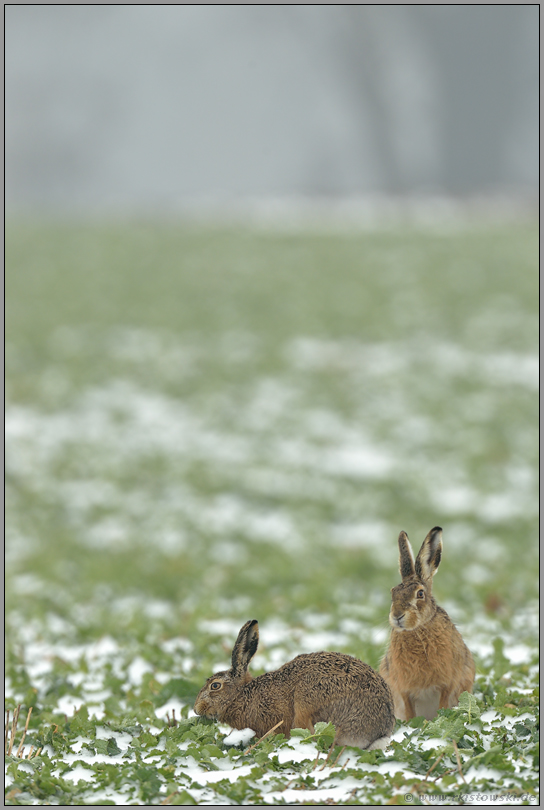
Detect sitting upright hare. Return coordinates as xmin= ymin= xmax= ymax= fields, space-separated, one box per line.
xmin=194 ymin=619 xmax=395 ymax=750
xmin=379 ymin=527 xmax=475 ymax=721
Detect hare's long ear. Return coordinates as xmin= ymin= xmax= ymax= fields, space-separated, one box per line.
xmin=398 ymin=531 xmax=416 ymax=581
xmin=414 ymin=527 xmax=443 ymax=582
xmin=231 ymin=620 xmax=259 ymax=679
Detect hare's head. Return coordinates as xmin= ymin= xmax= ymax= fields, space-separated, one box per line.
xmin=388 ymin=527 xmax=442 ymax=632
xmin=194 ymin=620 xmax=259 ymax=720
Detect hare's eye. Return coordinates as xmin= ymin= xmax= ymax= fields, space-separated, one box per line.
xmin=210 ymin=681 xmax=222 ymax=691
xmin=416 ymin=589 xmax=425 ymax=599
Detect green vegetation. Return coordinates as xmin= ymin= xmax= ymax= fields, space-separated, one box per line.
xmin=6 ymin=218 xmax=539 ymax=804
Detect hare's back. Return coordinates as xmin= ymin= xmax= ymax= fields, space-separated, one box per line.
xmin=282 ymin=651 xmax=385 ymax=689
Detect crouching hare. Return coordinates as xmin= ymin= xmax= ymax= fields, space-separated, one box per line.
xmin=379 ymin=526 xmax=475 ymax=721
xmin=194 ymin=619 xmax=395 ymax=750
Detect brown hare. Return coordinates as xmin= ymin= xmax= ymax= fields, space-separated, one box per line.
xmin=194 ymin=619 xmax=395 ymax=750
xmin=379 ymin=526 xmax=475 ymax=721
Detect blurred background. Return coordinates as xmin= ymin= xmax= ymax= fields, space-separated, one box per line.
xmin=5 ymin=4 xmax=539 ymax=214
xmin=5 ymin=4 xmax=539 ymax=677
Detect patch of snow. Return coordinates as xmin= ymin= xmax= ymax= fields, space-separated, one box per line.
xmin=127 ymin=656 xmax=154 ymax=686
xmin=222 ymin=728 xmax=256 ymax=747
xmin=463 ymin=765 xmax=504 ymax=783
xmin=81 ymin=788 xmax=137 ymax=805
xmin=504 ymin=644 xmax=534 ymax=664
xmin=55 ymin=695 xmax=84 ymax=716
xmin=264 ymin=782 xmax=363 ymax=804
xmin=419 ymin=737 xmax=450 ymax=751
xmin=157 ymin=699 xmax=187 ymax=717
xmin=95 ymin=728 xmax=134 ymax=749
xmin=60 ymin=763 xmax=95 ymax=783
xmin=182 ymin=763 xmax=255 ymax=786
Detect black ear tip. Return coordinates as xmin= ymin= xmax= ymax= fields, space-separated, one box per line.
xmin=431 ymin=526 xmax=443 ymax=534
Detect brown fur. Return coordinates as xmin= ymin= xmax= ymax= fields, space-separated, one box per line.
xmin=379 ymin=527 xmax=475 ymax=721
xmin=194 ymin=620 xmax=395 ymax=750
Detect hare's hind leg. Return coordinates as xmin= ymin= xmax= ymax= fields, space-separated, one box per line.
xmin=329 ymin=711 xmax=384 ymax=750
xmin=459 ymin=655 xmax=476 ymax=696
xmin=438 ymin=686 xmax=455 ymax=711
xmin=366 ymin=734 xmax=391 ymax=751
xmin=292 ymin=706 xmax=314 ymax=735
xmin=397 ymin=692 xmax=416 ymax=721
xmin=333 ymin=727 xmax=391 ymax=750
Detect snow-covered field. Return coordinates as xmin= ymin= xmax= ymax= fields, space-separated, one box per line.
xmin=6 ymin=222 xmax=538 ymax=804
xmin=5 ymin=601 xmax=539 ymax=805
